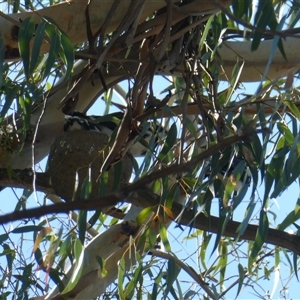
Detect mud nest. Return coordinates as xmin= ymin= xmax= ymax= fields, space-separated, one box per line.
xmin=47 ymin=130 xmax=133 ymax=202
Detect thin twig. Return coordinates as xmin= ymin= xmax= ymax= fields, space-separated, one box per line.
xmin=150 ymin=249 xmax=218 ymax=300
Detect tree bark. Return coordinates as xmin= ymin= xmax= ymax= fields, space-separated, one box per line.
xmin=3 ymin=0 xmax=231 ymax=60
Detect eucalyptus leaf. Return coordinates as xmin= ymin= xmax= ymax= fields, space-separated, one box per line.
xmin=61 ymin=239 xmax=85 ymax=294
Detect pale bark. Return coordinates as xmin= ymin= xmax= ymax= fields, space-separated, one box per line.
xmin=2 ymin=0 xmax=298 ymax=82
xmin=4 ymin=0 xmax=298 ymax=169
xmin=218 ymin=37 xmax=300 ymax=82
xmin=45 ymin=221 xmax=141 ymax=299
xmin=3 ymin=0 xmax=230 ymax=60
xmin=3 ymin=0 xmax=230 ymax=169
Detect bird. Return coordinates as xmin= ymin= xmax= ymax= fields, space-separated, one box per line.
xmin=64 ymin=112 xmax=252 ymax=194
xmin=64 ymin=111 xmax=163 ymax=157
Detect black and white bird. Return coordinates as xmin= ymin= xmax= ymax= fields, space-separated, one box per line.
xmin=64 ymin=111 xmax=162 ymax=157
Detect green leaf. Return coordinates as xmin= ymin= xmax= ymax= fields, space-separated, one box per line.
xmin=34 ymin=247 xmax=44 ymax=268
xmin=80 ymin=171 xmax=92 ymax=200
xmin=42 ymin=16 xmax=73 ymax=80
xmin=254 ymin=10 xmax=286 ymax=86
xmin=277 ymin=123 xmax=294 ymax=145
xmin=220 ymin=245 xmax=228 ymax=289
xmin=232 ymin=182 xmax=248 ymax=211
xmin=236 ymin=263 xmax=245 ymax=298
xmin=18 ymin=17 xmax=35 ymax=80
xmin=270 ymin=135 xmax=300 ymax=198
xmin=165 ymin=257 xmax=180 ymax=297
xmin=59 ymin=235 xmax=72 ymax=257
xmin=151 ymin=271 xmax=163 ymax=300
xmin=158 ymin=122 xmax=177 ymax=161
xmin=209 ymin=151 xmax=227 ymax=179
xmin=103 ymin=88 xmax=113 ymax=115
xmin=277 ymin=203 xmax=300 ymax=231
xmin=160 ymin=224 xmax=171 ymax=252
xmin=144 ymin=227 xmax=158 ymax=253
xmin=199 ymin=15 xmax=213 ymax=49
xmin=200 ymin=233 xmax=211 ymax=270
xmin=96 ymin=255 xmax=107 ymax=277
xmin=285 ymin=135 xmax=299 ymax=181
xmin=88 ymin=210 xmax=101 ymax=228
xmin=249 ymin=131 xmax=263 ymax=168
xmin=263 ymin=169 xmax=274 ymax=203
xmin=136 ymin=207 xmax=153 ymax=226
xmin=19 ymin=94 xmax=32 ymax=132
xmin=49 ymin=269 xmax=65 ymax=292
xmin=291 ymin=157 xmax=300 ymax=184
xmin=223 ymin=177 xmax=235 ymax=205
xmin=62 ymin=239 xmax=85 ymax=294
xmin=12 ymin=225 xmax=44 ymax=234
xmin=252 ymin=0 xmax=278 ymax=52
xmin=232 ymin=0 xmax=252 ymax=19
xmin=13 ymin=0 xmax=20 ymax=13
xmin=43 ymin=23 xmax=60 ymax=79
xmin=59 ymin=32 xmax=74 ymax=80
xmin=237 ymin=197 xmax=256 ymax=236
xmin=0 ymin=233 xmax=9 ymax=244
xmin=117 ymin=257 xmax=126 ymax=299
xmin=124 ymin=263 xmax=143 ymax=299
xmin=185 ymin=118 xmax=198 ymax=139
xmin=250 ymin=210 xmax=268 ymax=266
xmin=0 ymin=85 xmax=18 ymax=124
xmin=0 ymin=33 xmax=4 ymax=89
xmin=225 ymin=60 xmax=244 ymax=105
xmin=276 ymin=33 xmax=287 ymax=62
xmin=2 ymin=244 xmax=15 ymax=273
xmin=293 ymin=251 xmax=299 ymax=281
xmin=211 ymin=202 xmax=227 ymax=257
xmin=284 ymin=100 xmax=300 ymax=121
xmin=274 ymin=247 xmax=280 ymax=268
xmin=165 ymin=183 xmax=180 ymax=209
xmin=29 ymin=22 xmax=46 ymax=76
xmin=112 ymin=161 xmax=122 ymax=191
xmin=98 ymin=170 xmax=108 ymax=197
xmin=78 ymin=210 xmax=87 ymax=244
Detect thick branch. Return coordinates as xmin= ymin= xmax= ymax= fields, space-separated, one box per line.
xmin=3 ymin=0 xmax=230 ymax=60
xmin=218 ymin=38 xmax=300 ymax=82
xmin=0 ymin=132 xmax=299 ymax=255
xmin=0 ymin=168 xmax=52 ymax=192
xmin=0 ymin=183 xmax=299 ymax=256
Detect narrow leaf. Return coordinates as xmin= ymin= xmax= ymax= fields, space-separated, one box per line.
xmin=118 ymin=257 xmax=126 ymax=299
xmin=284 ymin=100 xmax=300 ymax=121
xmin=236 ymin=263 xmax=245 ymax=298
xmin=29 ymin=22 xmax=46 ymax=75
xmin=18 ymin=17 xmax=35 ymax=79
xmin=160 ymin=224 xmax=171 ymax=252
xmin=78 ymin=210 xmax=87 ymax=244
xmin=61 ymin=239 xmax=85 ymax=294
xmin=136 ymin=207 xmax=153 ymax=226
xmin=158 ymin=122 xmax=177 ymax=161
xmin=250 ymin=211 xmax=269 ymax=265
xmin=12 ymin=225 xmax=44 ymax=234
xmin=0 ymin=32 xmax=4 ymax=88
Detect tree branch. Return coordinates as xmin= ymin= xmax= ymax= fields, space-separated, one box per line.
xmin=150 ymin=249 xmax=218 ymax=300
xmin=0 ymin=129 xmax=299 ymax=256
